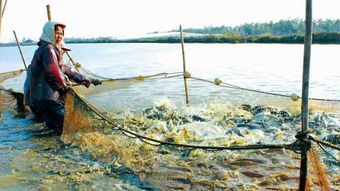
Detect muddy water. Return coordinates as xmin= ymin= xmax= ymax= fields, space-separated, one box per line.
xmin=1 ymin=96 xmax=340 ymax=190
xmin=1 ymin=43 xmax=340 ymax=190
xmin=0 ymin=112 xmax=148 ymax=190
xmin=63 ymin=99 xmax=339 ymax=190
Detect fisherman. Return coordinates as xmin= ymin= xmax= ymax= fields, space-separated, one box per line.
xmin=24 ymin=21 xmax=101 ymax=135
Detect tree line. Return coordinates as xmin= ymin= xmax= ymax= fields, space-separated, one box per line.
xmin=2 ymin=19 xmax=339 ymax=46
xmin=63 ymin=19 xmax=340 ymax=44
xmin=64 ymin=32 xmax=340 ymax=44
xmin=169 ymin=19 xmax=340 ymax=36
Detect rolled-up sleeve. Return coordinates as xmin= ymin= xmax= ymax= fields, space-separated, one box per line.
xmin=62 ymin=64 xmax=93 ymax=84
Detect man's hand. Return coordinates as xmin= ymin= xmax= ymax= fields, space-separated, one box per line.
xmin=81 ymin=79 xmax=102 ymax=88
xmin=82 ymin=79 xmax=92 ymax=88
xmin=92 ymin=79 xmax=102 ymax=86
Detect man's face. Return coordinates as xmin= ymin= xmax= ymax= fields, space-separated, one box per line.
xmin=55 ymin=25 xmax=64 ymax=45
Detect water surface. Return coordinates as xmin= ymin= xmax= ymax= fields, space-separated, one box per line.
xmin=1 ymin=43 xmax=339 ymax=190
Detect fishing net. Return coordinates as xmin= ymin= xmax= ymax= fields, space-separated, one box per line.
xmin=74 ymin=73 xmax=170 ymax=96
xmin=61 ymin=71 xmax=340 ymax=190
xmin=1 ymin=65 xmax=339 ymax=189
xmin=0 ymin=69 xmax=25 ymax=84
xmin=189 ymin=76 xmax=340 ymax=115
xmin=0 ymin=69 xmax=26 ymax=114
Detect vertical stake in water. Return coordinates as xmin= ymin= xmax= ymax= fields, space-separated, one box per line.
xmin=1 ymin=0 xmax=6 ymax=18
xmin=180 ymin=25 xmax=190 ymax=105
xmin=46 ymin=4 xmax=80 ymax=72
xmin=46 ymin=4 xmax=52 ymax=21
xmin=65 ymin=51 xmax=80 ymax=72
xmin=0 ymin=0 xmax=3 ymax=41
xmin=13 ymin=31 xmax=28 ymax=71
xmin=299 ymin=0 xmax=312 ymax=190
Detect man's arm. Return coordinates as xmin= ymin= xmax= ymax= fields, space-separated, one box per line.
xmin=41 ymin=46 xmax=68 ymax=92
xmin=61 ymin=64 xmax=92 ymax=86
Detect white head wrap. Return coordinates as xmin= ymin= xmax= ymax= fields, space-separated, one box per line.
xmin=39 ymin=21 xmax=66 ymax=47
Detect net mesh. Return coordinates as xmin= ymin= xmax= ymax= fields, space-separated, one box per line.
xmin=0 ymin=69 xmax=25 ymax=84
xmin=308 ymin=148 xmax=331 ymax=190
xmin=61 ymin=73 xmax=340 ymax=190
xmin=1 ymin=67 xmax=339 ymax=190
xmin=0 ymin=69 xmax=26 ymax=114
xmin=73 ymin=73 xmax=169 ymax=96
xmin=63 ymin=89 xmax=300 ymax=190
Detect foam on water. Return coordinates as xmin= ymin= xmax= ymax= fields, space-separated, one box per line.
xmin=1 ymin=43 xmax=340 ymax=190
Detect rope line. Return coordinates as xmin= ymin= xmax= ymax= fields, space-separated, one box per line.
xmin=80 ymin=67 xmax=111 ymax=80
xmin=2 ymin=62 xmax=338 ymax=189
xmin=314 ymin=142 xmax=340 ymax=163
xmin=68 ymin=87 xmax=340 ymax=171
xmin=0 ymin=69 xmax=25 ymax=76
xmin=164 ymin=74 xmax=183 ymax=79
xmin=70 ymin=87 xmax=295 ymax=151
xmin=309 ymin=135 xmax=340 ymax=151
xmin=79 ymin=63 xmax=184 ymax=81
xmin=1 ymin=68 xmax=339 ymax=154
xmin=190 ymin=76 xmax=340 ymax=102
xmin=1 ymin=68 xmax=339 ymax=102
xmin=0 ymin=87 xmax=18 ymax=94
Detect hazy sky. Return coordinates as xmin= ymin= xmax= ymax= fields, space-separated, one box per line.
xmin=1 ymin=0 xmax=340 ymax=42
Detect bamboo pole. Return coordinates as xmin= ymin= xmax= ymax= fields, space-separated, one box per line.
xmin=45 ymin=4 xmax=80 ymax=71
xmin=180 ymin=25 xmax=190 ymax=105
xmin=0 ymin=0 xmax=3 ymax=41
xmin=65 ymin=51 xmax=80 ymax=71
xmin=1 ymin=0 xmax=7 ymax=18
xmin=0 ymin=0 xmax=8 ymax=42
xmin=46 ymin=4 xmax=52 ymax=21
xmin=299 ymin=0 xmax=312 ymax=190
xmin=13 ymin=31 xmax=28 ymax=71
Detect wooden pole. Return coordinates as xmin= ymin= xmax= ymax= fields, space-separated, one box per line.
xmin=13 ymin=31 xmax=28 ymax=71
xmin=46 ymin=4 xmax=80 ymax=71
xmin=0 ymin=0 xmax=7 ymax=42
xmin=65 ymin=51 xmax=80 ymax=72
xmin=180 ymin=25 xmax=190 ymax=105
xmin=1 ymin=0 xmax=7 ymax=17
xmin=0 ymin=0 xmax=3 ymax=41
xmin=46 ymin=4 xmax=52 ymax=21
xmin=299 ymin=0 xmax=312 ymax=190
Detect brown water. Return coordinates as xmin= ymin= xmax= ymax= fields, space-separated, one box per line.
xmin=0 ymin=112 xmax=149 ymax=190
xmin=1 ymin=43 xmax=340 ymax=190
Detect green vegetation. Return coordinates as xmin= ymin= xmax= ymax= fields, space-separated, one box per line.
xmin=63 ymin=19 xmax=340 ymax=44
xmin=170 ymin=19 xmax=340 ymax=36
xmin=65 ymin=32 xmax=340 ymax=44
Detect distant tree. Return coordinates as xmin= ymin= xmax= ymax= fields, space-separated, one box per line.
xmin=171 ymin=19 xmax=340 ymax=37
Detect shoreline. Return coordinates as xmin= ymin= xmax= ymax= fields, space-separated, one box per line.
xmin=1 ymin=32 xmax=340 ymax=46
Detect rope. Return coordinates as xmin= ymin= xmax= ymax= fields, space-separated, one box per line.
xmin=0 ymin=87 xmax=20 ymax=94
xmin=79 ymin=62 xmax=184 ymax=81
xmin=95 ymin=72 xmax=180 ymax=82
xmin=0 ymin=69 xmax=25 ymax=84
xmin=68 ymin=72 xmax=182 ymax=87
xmin=2 ymin=68 xmax=339 ymax=103
xmin=67 ymin=85 xmax=340 ymax=154
xmin=70 ymin=87 xmax=294 ymax=151
xmin=291 ymin=130 xmax=312 ymax=154
xmin=0 ymin=69 xmax=25 ymax=76
xmin=1 ymin=67 xmax=339 ymax=153
xmin=190 ymin=76 xmax=340 ymax=102
xmin=309 ymin=135 xmax=340 ymax=151
xmin=80 ymin=67 xmax=111 ymax=80
xmin=164 ymin=74 xmax=183 ymax=79
xmin=314 ymin=141 xmax=340 ymax=163
xmin=294 ymin=133 xmax=340 ymax=163
xmin=112 ymin=73 xmax=167 ymax=81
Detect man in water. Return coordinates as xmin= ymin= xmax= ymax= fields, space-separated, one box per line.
xmin=24 ymin=21 xmax=101 ymax=135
